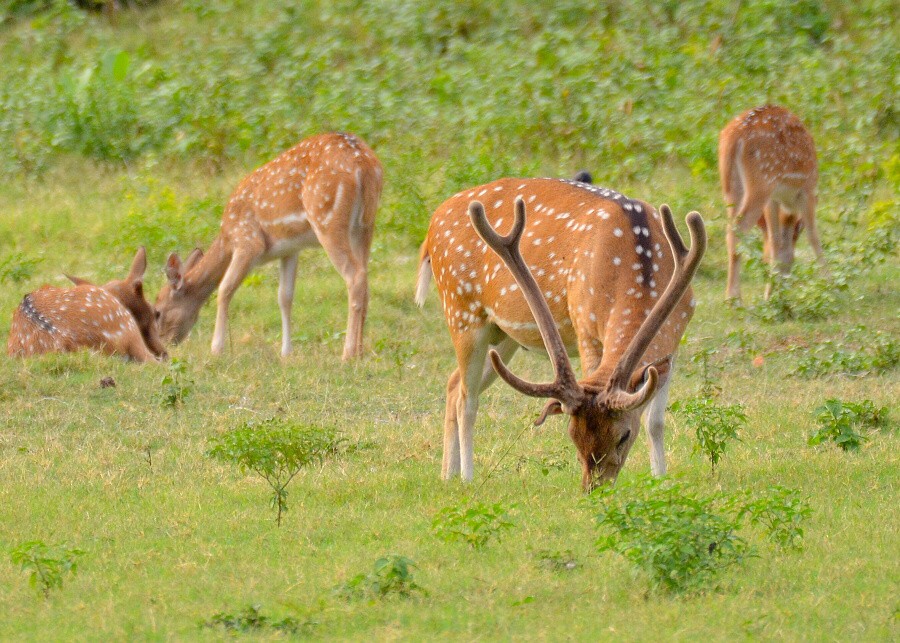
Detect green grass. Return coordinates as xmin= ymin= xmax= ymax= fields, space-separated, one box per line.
xmin=0 ymin=0 xmax=898 ymax=639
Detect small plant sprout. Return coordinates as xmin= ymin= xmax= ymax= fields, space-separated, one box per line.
xmin=374 ymin=336 xmax=418 ymax=377
xmin=809 ymin=399 xmax=889 ymax=452
xmin=156 ymin=357 xmax=193 ymax=408
xmin=10 ymin=541 xmax=85 ymax=598
xmin=207 ymin=418 xmax=344 ymax=526
xmin=334 ymin=555 xmax=426 ymax=600
xmin=432 ymin=501 xmax=515 ymax=549
xmin=593 ymin=476 xmax=750 ymax=595
xmin=671 ymin=396 xmax=747 ymax=473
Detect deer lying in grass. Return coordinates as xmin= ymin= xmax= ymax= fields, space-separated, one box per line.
xmin=155 ymin=132 xmax=383 ymax=360
xmin=719 ymin=105 xmax=824 ymax=301
xmin=416 ymin=179 xmax=705 ymax=489
xmin=7 ymin=247 xmax=166 ymax=362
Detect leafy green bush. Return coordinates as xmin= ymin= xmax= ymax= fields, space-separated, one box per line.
xmin=207 ymin=418 xmax=343 ymax=525
xmin=671 ymin=396 xmax=747 ymax=473
xmin=0 ymin=252 xmax=42 ymax=284
xmin=734 ymin=486 xmax=812 ymax=550
xmin=432 ymin=501 xmax=514 ymax=549
xmin=594 ymin=476 xmax=750 ymax=594
xmin=793 ymin=326 xmax=899 ymax=378
xmin=809 ymin=399 xmax=889 ymax=451
xmin=334 ymin=555 xmax=425 ymax=600
xmin=202 ymin=605 xmax=307 ymax=634
xmin=10 ymin=540 xmax=84 ymax=597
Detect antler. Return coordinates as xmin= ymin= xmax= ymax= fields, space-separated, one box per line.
xmin=606 ymin=205 xmax=706 ymax=405
xmin=469 ymin=197 xmax=585 ymax=411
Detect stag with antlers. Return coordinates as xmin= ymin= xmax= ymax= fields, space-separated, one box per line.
xmin=416 ymin=179 xmax=705 ymax=489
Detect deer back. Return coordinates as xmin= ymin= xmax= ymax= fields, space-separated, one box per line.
xmin=424 ymin=178 xmax=696 ymax=380
xmin=719 ymin=105 xmax=817 ymax=200
xmin=7 ymin=284 xmax=152 ymax=361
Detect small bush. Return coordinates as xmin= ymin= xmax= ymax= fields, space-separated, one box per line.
xmin=793 ymin=326 xmax=899 ymax=378
xmin=334 ymin=555 xmax=425 ymax=600
xmin=671 ymin=396 xmax=747 ymax=473
xmin=735 ymin=486 xmax=812 ymax=550
xmin=593 ymin=476 xmax=750 ymax=594
xmin=432 ymin=501 xmax=514 ymax=549
xmin=0 ymin=252 xmax=42 ymax=284
xmin=207 ymin=418 xmax=343 ymax=526
xmin=10 ymin=540 xmax=84 ymax=597
xmin=809 ymin=399 xmax=889 ymax=452
xmin=202 ymin=605 xmax=307 ymax=634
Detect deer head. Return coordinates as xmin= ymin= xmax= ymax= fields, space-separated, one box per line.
xmin=67 ymin=247 xmax=168 ymax=360
xmin=154 ymin=248 xmax=205 ymax=344
xmin=469 ymin=197 xmax=705 ymax=490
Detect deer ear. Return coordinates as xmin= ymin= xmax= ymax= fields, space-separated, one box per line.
xmin=65 ymin=274 xmax=93 ymax=286
xmin=128 ymin=247 xmax=148 ymax=282
xmin=534 ymin=400 xmax=565 ymax=426
xmin=184 ymin=247 xmax=204 ymax=271
xmin=165 ymin=253 xmax=185 ymax=291
xmin=628 ymin=356 xmax=672 ymax=391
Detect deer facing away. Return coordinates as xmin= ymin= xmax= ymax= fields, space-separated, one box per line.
xmin=416 ymin=179 xmax=706 ymax=489
xmin=719 ymin=104 xmax=824 ymax=300
xmin=155 ymin=132 xmax=383 ymax=360
xmin=7 ymin=247 xmax=166 ymax=362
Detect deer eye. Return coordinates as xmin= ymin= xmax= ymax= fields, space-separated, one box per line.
xmin=617 ymin=430 xmax=631 ymax=448
xmin=155 ymin=310 xmax=161 ymax=321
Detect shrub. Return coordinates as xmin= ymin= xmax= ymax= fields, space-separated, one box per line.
xmin=793 ymin=326 xmax=899 ymax=378
xmin=809 ymin=399 xmax=889 ymax=452
xmin=594 ymin=476 xmax=750 ymax=594
xmin=202 ymin=605 xmax=307 ymax=634
xmin=334 ymin=555 xmax=425 ymax=600
xmin=671 ymin=396 xmax=747 ymax=473
xmin=155 ymin=358 xmax=193 ymax=408
xmin=432 ymin=501 xmax=514 ymax=549
xmin=735 ymin=486 xmax=812 ymax=550
xmin=10 ymin=540 xmax=84 ymax=597
xmin=207 ymin=418 xmax=343 ymax=526
xmin=0 ymin=252 xmax=42 ymax=284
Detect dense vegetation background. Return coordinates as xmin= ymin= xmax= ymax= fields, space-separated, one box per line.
xmin=0 ymin=0 xmax=896 ymax=639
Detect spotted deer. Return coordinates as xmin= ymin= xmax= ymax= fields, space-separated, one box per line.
xmin=7 ymin=247 xmax=166 ymax=362
xmin=416 ymin=179 xmax=705 ymax=489
xmin=155 ymin=132 xmax=383 ymax=360
xmin=719 ymin=105 xmax=824 ymax=300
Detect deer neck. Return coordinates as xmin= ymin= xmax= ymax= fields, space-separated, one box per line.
xmin=185 ymin=236 xmax=232 ymax=303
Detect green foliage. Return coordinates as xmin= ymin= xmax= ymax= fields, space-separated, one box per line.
xmin=202 ymin=604 xmax=307 ymax=634
xmin=0 ymin=252 xmax=41 ymax=284
xmin=534 ymin=549 xmax=580 ymax=572
xmin=671 ymin=396 xmax=747 ymax=473
xmin=793 ymin=325 xmax=899 ymax=378
xmin=809 ymin=399 xmax=889 ymax=452
xmin=734 ymin=486 xmax=812 ymax=550
xmin=374 ymin=336 xmax=418 ymax=377
xmin=432 ymin=501 xmax=514 ymax=549
xmin=334 ymin=555 xmax=425 ymax=600
xmin=155 ymin=358 xmax=193 ymax=408
xmin=594 ymin=476 xmax=750 ymax=594
xmin=10 ymin=540 xmax=84 ymax=597
xmin=207 ymin=418 xmax=343 ymax=526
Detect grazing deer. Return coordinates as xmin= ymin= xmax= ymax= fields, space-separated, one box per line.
xmin=155 ymin=132 xmax=383 ymax=360
xmin=416 ymin=179 xmax=705 ymax=489
xmin=7 ymin=247 xmax=165 ymax=362
xmin=719 ymin=105 xmax=824 ymax=301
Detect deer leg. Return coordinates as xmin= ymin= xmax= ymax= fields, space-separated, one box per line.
xmin=211 ymin=251 xmax=256 ymax=356
xmin=455 ymin=325 xmax=494 ymax=482
xmin=442 ymin=369 xmax=462 ymax=479
xmin=278 ymin=254 xmax=299 ymax=357
xmin=644 ymin=361 xmax=673 ymax=476
xmin=726 ymin=190 xmax=769 ymax=301
xmin=341 ymin=261 xmax=368 ymax=361
xmin=478 ymin=335 xmax=519 ymax=392
xmin=802 ymin=194 xmax=827 ymax=269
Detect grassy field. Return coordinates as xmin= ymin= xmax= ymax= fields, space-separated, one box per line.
xmin=0 ymin=1 xmax=898 ymax=640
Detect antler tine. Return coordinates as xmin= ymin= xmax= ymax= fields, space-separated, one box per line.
xmin=608 ymin=205 xmax=707 ymax=393
xmin=469 ymin=198 xmax=585 ymax=409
